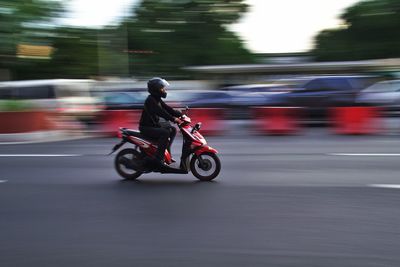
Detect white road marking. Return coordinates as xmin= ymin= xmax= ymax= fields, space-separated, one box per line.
xmin=0 ymin=154 xmax=82 ymax=157
xmin=368 ymin=184 xmax=400 ymax=189
xmin=0 ymin=180 xmax=7 ymax=183
xmin=329 ymin=153 xmax=400 ymax=157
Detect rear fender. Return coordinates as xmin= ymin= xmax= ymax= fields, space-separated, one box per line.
xmin=108 ymin=140 xmax=126 ymax=155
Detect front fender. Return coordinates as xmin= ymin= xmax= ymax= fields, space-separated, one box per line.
xmin=194 ymin=145 xmax=218 ymax=156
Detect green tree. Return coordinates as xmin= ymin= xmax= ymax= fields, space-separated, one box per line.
xmin=34 ymin=27 xmax=100 ymax=79
xmin=0 ymin=0 xmax=63 ymax=79
xmin=313 ymin=0 xmax=400 ymax=61
xmin=121 ymin=0 xmax=254 ymax=78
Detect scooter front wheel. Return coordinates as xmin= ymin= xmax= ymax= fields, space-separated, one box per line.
xmin=115 ymin=148 xmax=143 ymax=180
xmin=190 ymin=152 xmax=221 ymax=181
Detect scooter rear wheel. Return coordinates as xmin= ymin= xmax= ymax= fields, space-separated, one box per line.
xmin=190 ymin=152 xmax=221 ymax=181
xmin=115 ymin=148 xmax=143 ymax=180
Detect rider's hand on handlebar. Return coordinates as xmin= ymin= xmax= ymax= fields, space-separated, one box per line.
xmin=174 ymin=117 xmax=183 ymax=125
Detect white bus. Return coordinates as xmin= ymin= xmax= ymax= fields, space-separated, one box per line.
xmin=0 ymin=79 xmax=101 ymax=121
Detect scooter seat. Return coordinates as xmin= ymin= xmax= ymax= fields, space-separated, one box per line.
xmin=123 ymin=129 xmax=159 ymax=143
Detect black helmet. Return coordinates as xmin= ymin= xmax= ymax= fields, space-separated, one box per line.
xmin=147 ymin=77 xmax=169 ymax=98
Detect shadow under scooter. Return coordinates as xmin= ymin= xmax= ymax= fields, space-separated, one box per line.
xmin=124 ymin=156 xmax=189 ymax=175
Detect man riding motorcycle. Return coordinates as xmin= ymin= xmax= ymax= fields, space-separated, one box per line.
xmin=139 ymin=77 xmax=183 ymax=168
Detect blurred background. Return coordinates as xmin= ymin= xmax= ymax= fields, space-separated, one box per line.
xmin=1 ymin=0 xmax=400 ymax=136
xmin=2 ymin=1 xmax=400 ymax=266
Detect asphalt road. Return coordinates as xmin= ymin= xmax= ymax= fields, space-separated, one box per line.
xmin=1 ymin=133 xmax=400 ymax=267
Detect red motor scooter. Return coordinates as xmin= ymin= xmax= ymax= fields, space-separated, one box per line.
xmin=109 ymin=113 xmax=221 ymax=181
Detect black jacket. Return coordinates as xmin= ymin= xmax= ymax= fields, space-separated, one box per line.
xmin=139 ymin=95 xmax=182 ymax=128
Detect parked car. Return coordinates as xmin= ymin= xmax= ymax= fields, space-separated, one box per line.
xmin=221 ymin=84 xmax=291 ymax=93
xmin=229 ymin=91 xmax=283 ymax=107
xmin=0 ymin=79 xmax=101 ymax=121
xmin=163 ymin=90 xmax=236 ymax=109
xmin=97 ymin=89 xmax=234 ymax=114
xmin=356 ymin=80 xmax=400 ymax=111
xmin=258 ymin=75 xmax=379 ymax=118
xmin=183 ymin=90 xmax=236 ymax=108
xmin=100 ymin=91 xmax=147 ymax=110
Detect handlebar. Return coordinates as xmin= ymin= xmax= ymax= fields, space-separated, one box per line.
xmin=175 ymin=115 xmax=191 ymax=127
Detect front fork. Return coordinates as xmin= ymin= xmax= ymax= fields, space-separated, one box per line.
xmin=180 ymin=139 xmax=192 ymax=171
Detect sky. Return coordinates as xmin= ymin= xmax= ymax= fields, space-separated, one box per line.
xmin=64 ymin=0 xmax=360 ymax=53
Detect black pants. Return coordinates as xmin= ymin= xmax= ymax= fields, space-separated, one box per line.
xmin=139 ymin=125 xmax=176 ymax=162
